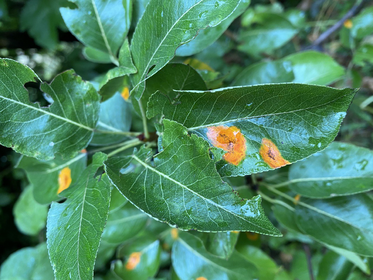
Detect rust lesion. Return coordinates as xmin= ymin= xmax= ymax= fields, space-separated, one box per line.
xmin=259 ymin=138 xmax=290 ymax=169
xmin=58 ymin=167 xmax=72 ymax=194
xmin=125 ymin=252 xmax=141 ymax=270
xmin=206 ymin=125 xmax=247 ymax=166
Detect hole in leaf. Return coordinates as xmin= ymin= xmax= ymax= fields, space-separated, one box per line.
xmin=24 ymin=81 xmax=53 ymax=107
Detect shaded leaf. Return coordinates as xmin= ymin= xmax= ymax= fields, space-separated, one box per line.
xmin=176 ymin=0 xmax=250 ymax=56
xmin=60 ymin=0 xmax=132 ymax=61
xmin=83 ymin=46 xmax=112 ymax=64
xmin=0 ymin=59 xmax=100 ymax=160
xmin=47 ymin=153 xmax=111 ymax=279
xmin=317 ymin=251 xmax=354 ymax=280
xmin=238 ymin=13 xmax=297 ymax=57
xmin=289 ymin=142 xmax=373 ymax=198
xmin=283 ymin=51 xmax=345 ymax=85
xmin=102 ymin=203 xmax=148 ymax=244
xmin=16 ymin=153 xmax=87 ymax=204
xmin=91 ymin=92 xmax=132 ymax=146
xmin=172 ymin=232 xmax=258 ymax=280
xmin=295 ymin=194 xmax=373 ymax=256
xmin=231 ymin=60 xmax=294 ymax=86
xmin=13 ymin=185 xmax=48 ymax=236
xmin=105 ymin=120 xmax=280 ymax=234
xmin=0 ymin=243 xmax=53 ymax=280
xmin=206 ymin=231 xmax=239 ymax=259
xmin=147 ymin=84 xmax=355 ymax=176
xmin=130 ymin=0 xmax=243 ymax=97
xmin=351 ymin=6 xmax=373 ymax=39
xmin=353 ymin=43 xmax=373 ymax=66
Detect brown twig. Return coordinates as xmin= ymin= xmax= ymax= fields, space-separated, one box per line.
xmin=303 ymin=244 xmax=315 ymax=280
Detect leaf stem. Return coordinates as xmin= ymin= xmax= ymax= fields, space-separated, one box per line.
xmin=107 ymin=139 xmax=142 ymax=157
xmin=138 ymin=100 xmax=150 ymax=140
xmin=94 ymin=130 xmax=142 ymax=136
xmin=258 ymin=191 xmax=295 ymax=212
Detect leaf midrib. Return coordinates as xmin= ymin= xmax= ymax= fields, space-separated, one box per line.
xmin=0 ymin=94 xmax=94 ymax=131
xmin=131 ymin=154 xmax=271 ymax=233
xmin=187 ymin=92 xmax=350 ymax=131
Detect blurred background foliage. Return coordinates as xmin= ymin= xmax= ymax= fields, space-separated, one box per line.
xmin=1 ymin=0 xmax=373 ymax=279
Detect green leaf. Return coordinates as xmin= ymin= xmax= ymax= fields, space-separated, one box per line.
xmin=283 ymin=51 xmax=345 ymax=85
xmin=206 ymin=231 xmax=239 ymax=259
xmin=353 ymin=43 xmax=373 ymax=66
xmin=83 ymin=46 xmax=112 ymax=64
xmin=13 ymin=185 xmax=48 ymax=236
xmin=47 ymin=153 xmax=111 ymax=280
xmin=231 ymin=61 xmax=294 ymax=86
xmin=236 ymin=244 xmax=280 ymax=280
xmin=272 ymin=202 xmax=370 ymax=274
xmin=0 ymin=243 xmax=53 ymax=280
xmin=176 ymin=0 xmax=250 ymax=56
xmin=130 ymin=0 xmax=244 ymax=97
xmin=238 ymin=13 xmax=297 ymax=57
xmin=283 ymin=9 xmax=306 ymax=27
xmin=16 ymin=153 xmax=87 ymax=204
xmin=172 ymin=232 xmax=258 ymax=280
xmin=102 ymin=203 xmax=148 ymax=244
xmin=295 ymin=194 xmax=373 ymax=257
xmin=147 ymin=84 xmax=355 ymax=177
xmin=20 ymin=0 xmax=65 ymax=49
xmin=105 ymin=120 xmax=280 ymax=234
xmin=91 ymin=92 xmax=132 ymax=146
xmin=133 ymin=63 xmax=206 ymax=117
xmin=110 ymin=237 xmax=161 ymax=279
xmin=60 ymin=0 xmax=132 ymax=61
xmin=317 ymin=251 xmax=354 ymax=280
xmin=109 ymin=186 xmax=128 ymax=212
xmin=0 ymin=59 xmax=100 ymax=160
xmin=351 ymin=6 xmax=373 ymax=39
xmin=288 ymin=142 xmax=373 ymax=198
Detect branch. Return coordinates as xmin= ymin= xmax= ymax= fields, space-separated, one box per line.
xmin=303 ymin=244 xmax=315 ymax=280
xmin=308 ymin=1 xmax=365 ymax=48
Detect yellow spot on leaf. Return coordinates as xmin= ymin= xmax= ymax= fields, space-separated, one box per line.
xmin=121 ymin=87 xmax=130 ymax=100
xmin=58 ymin=167 xmax=72 ymax=194
xmin=171 ymin=228 xmax=179 ymax=240
xmin=246 ymin=232 xmax=259 ymax=241
xmin=206 ymin=126 xmax=247 ymax=166
xmin=184 ymin=58 xmax=214 ymax=72
xmin=344 ymin=19 xmax=353 ymax=29
xmin=259 ymin=138 xmax=290 ymax=169
xmin=196 ymin=277 xmax=208 ymax=280
xmin=125 ymin=252 xmax=141 ymax=270
xmin=231 ymin=231 xmax=239 ymax=234
xmin=294 ymin=194 xmax=301 ymax=204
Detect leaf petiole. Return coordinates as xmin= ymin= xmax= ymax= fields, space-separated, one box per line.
xmin=107 ymin=139 xmax=143 ymax=157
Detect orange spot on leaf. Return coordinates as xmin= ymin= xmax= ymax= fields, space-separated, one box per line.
xmin=171 ymin=228 xmax=178 ymax=240
xmin=58 ymin=167 xmax=72 ymax=194
xmin=246 ymin=232 xmax=259 ymax=241
xmin=80 ymin=149 xmax=87 ymax=153
xmin=343 ymin=19 xmax=353 ymax=29
xmin=231 ymin=231 xmax=239 ymax=234
xmin=259 ymin=138 xmax=290 ymax=169
xmin=121 ymin=87 xmax=130 ymax=101
xmin=294 ymin=194 xmax=301 ymax=204
xmin=206 ymin=126 xmax=247 ymax=166
xmin=125 ymin=252 xmax=141 ymax=270
xmin=196 ymin=277 xmax=208 ymax=280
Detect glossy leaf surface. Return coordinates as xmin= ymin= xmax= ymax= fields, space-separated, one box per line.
xmin=60 ymin=0 xmax=132 ymax=60
xmin=105 ymin=120 xmax=280 ymax=234
xmin=317 ymin=251 xmax=354 ymax=280
xmin=289 ymin=142 xmax=373 ymax=198
xmin=110 ymin=237 xmax=161 ymax=279
xmin=231 ymin=61 xmax=294 ymax=86
xmin=0 ymin=243 xmax=53 ymax=280
xmin=16 ymin=153 xmax=87 ymax=204
xmin=13 ymin=185 xmax=48 ymax=235
xmin=0 ymin=59 xmax=100 ymax=160
xmin=295 ymin=194 xmax=373 ymax=256
xmin=176 ymin=0 xmax=250 ymax=56
xmin=283 ymin=51 xmax=345 ymax=85
xmin=47 ymin=153 xmax=111 ymax=279
xmin=351 ymin=6 xmax=373 ymax=39
xmin=148 ymin=84 xmax=355 ymax=176
xmin=91 ymin=92 xmax=132 ymax=146
xmin=238 ymin=13 xmax=297 ymax=56
xmin=172 ymin=232 xmax=257 ymax=280
xmin=130 ymin=0 xmax=243 ymax=97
